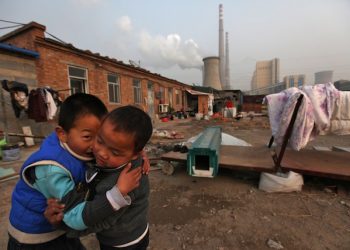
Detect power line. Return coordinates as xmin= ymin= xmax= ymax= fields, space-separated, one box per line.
xmin=0 ymin=24 xmax=23 ymax=30
xmin=0 ymin=19 xmax=67 ymax=45
xmin=0 ymin=19 xmax=25 ymax=25
xmin=44 ymin=31 xmax=67 ymax=45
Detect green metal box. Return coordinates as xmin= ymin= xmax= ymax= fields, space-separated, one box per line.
xmin=187 ymin=126 xmax=222 ymax=177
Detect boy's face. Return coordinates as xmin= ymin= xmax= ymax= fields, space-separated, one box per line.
xmin=57 ymin=114 xmax=101 ymax=158
xmin=93 ymin=120 xmax=138 ymax=168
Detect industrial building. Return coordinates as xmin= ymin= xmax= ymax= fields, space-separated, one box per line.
xmin=251 ymin=58 xmax=280 ymax=91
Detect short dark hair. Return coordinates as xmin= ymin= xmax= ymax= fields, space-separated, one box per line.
xmin=104 ymin=105 xmax=153 ymax=153
xmin=59 ymin=93 xmax=108 ymax=131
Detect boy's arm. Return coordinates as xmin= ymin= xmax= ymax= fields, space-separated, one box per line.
xmin=44 ymin=163 xmax=141 ymax=230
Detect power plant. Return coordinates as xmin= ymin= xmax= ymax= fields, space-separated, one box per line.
xmin=202 ymin=4 xmax=231 ymax=90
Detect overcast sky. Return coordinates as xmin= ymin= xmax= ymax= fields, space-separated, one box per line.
xmin=1 ymin=0 xmax=349 ymax=90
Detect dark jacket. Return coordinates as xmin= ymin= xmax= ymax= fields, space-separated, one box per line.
xmin=65 ymin=157 xmax=149 ymax=246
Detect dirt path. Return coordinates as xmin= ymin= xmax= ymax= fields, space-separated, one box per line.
xmin=1 ymin=117 xmax=350 ymax=249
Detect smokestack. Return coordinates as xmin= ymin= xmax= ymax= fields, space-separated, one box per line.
xmin=219 ymin=4 xmax=225 ymax=88
xmin=224 ymin=32 xmax=231 ymax=89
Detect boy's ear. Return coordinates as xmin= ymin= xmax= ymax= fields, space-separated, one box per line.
xmin=55 ymin=126 xmax=68 ymax=143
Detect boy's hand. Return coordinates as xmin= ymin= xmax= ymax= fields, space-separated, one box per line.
xmin=117 ymin=163 xmax=142 ymax=196
xmin=44 ymin=198 xmax=65 ymax=226
xmin=141 ymin=150 xmax=150 ymax=175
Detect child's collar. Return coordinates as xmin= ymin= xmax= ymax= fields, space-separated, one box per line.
xmin=60 ymin=141 xmax=94 ymax=162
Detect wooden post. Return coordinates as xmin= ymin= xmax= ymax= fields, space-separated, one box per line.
xmin=0 ymin=85 xmax=9 ymax=142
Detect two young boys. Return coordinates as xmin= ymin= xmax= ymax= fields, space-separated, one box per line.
xmin=8 ymin=93 xmax=152 ymax=249
xmin=58 ymin=105 xmax=153 ymax=250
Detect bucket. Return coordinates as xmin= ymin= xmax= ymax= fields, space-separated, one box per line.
xmin=0 ymin=138 xmax=6 ymax=159
xmin=195 ymin=113 xmax=203 ymax=120
xmin=1 ymin=144 xmax=20 ymax=162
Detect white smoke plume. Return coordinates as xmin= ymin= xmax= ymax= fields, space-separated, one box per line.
xmin=117 ymin=16 xmax=132 ymax=33
xmin=138 ymin=30 xmax=203 ymax=70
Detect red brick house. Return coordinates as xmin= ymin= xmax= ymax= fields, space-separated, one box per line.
xmin=0 ymin=21 xmax=192 ymax=118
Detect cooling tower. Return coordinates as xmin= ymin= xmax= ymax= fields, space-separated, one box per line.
xmin=203 ymin=56 xmax=222 ymax=90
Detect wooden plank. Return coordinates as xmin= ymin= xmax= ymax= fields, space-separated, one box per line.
xmin=281 ymin=149 xmax=350 ymax=180
xmin=162 ymin=146 xmax=350 ymax=180
xmin=162 ymin=145 xmax=275 ymax=173
xmin=332 ymin=146 xmax=350 ymax=152
xmin=22 ymin=126 xmax=35 ymax=146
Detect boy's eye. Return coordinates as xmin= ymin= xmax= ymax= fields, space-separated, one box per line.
xmin=83 ymin=135 xmax=92 ymax=140
xmin=111 ymin=151 xmax=119 ymax=156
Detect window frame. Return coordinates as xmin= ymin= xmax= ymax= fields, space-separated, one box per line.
xmin=68 ymin=65 xmax=88 ymax=94
xmin=107 ymin=73 xmax=121 ymax=104
xmin=133 ymin=79 xmax=142 ymax=104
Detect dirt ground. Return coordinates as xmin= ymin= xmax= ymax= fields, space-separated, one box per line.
xmin=1 ymin=116 xmax=350 ymax=250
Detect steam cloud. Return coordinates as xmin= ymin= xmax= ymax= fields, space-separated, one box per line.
xmin=138 ymin=31 xmax=203 ymax=70
xmin=115 ymin=16 xmax=203 ymax=70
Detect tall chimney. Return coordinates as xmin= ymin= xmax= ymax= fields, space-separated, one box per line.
xmin=219 ymin=4 xmax=225 ymax=88
xmin=225 ymin=32 xmax=231 ymax=89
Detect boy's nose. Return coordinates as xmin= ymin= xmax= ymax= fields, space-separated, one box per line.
xmin=97 ymin=148 xmax=108 ymax=159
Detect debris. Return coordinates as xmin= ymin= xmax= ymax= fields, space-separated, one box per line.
xmin=153 ymin=129 xmax=184 ymax=139
xmin=266 ymin=239 xmax=284 ymax=249
xmin=324 ymin=186 xmax=338 ymax=194
xmin=332 ymin=146 xmax=350 ymax=152
xmin=313 ymin=146 xmax=332 ymax=151
xmin=340 ymin=200 xmax=350 ymax=208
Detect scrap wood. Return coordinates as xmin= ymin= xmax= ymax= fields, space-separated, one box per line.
xmin=0 ymin=131 xmax=45 ymax=139
xmin=0 ymin=172 xmax=19 ymax=183
xmin=153 ymin=129 xmax=184 ymax=139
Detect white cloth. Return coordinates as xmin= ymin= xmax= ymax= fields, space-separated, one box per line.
xmin=265 ymin=87 xmax=314 ymax=151
xmin=302 ymin=82 xmax=340 ymax=134
xmin=44 ymin=89 xmax=57 ymax=120
xmin=330 ymin=91 xmax=350 ymax=135
xmin=265 ymin=83 xmax=341 ymax=150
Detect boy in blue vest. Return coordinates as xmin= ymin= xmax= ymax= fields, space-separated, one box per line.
xmin=46 ymin=105 xmax=153 ymax=250
xmin=7 ymin=93 xmax=143 ymax=250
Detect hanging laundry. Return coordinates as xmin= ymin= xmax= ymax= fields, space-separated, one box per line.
xmin=44 ymin=86 xmax=62 ymax=107
xmin=43 ymin=88 xmax=57 ymax=120
xmin=330 ymin=91 xmax=350 ymax=135
xmin=302 ymin=82 xmax=340 ymax=134
xmin=27 ymin=88 xmax=47 ymax=122
xmin=264 ymin=87 xmax=315 ymax=151
xmin=265 ymin=82 xmax=342 ymax=151
xmin=1 ymin=80 xmax=29 ymax=118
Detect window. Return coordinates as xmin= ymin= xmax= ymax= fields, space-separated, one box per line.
xmin=168 ymin=88 xmax=173 ymax=107
xmin=159 ymin=86 xmax=165 ymax=103
xmin=133 ymin=79 xmax=142 ymax=104
xmin=68 ymin=66 xmax=87 ymax=94
xmin=289 ymin=78 xmax=294 ymax=88
xmin=298 ymin=78 xmax=303 ymax=87
xmin=175 ymin=89 xmax=180 ymax=105
xmin=108 ymin=73 xmax=121 ymax=103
